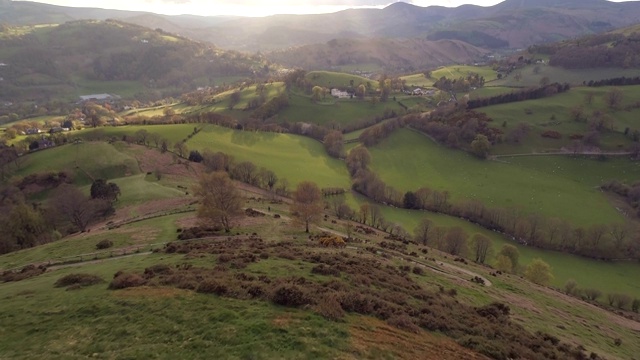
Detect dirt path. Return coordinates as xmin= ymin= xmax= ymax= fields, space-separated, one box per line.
xmin=46 ymin=252 xmax=153 ymax=271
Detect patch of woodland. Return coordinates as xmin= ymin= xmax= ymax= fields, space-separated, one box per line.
xmin=0 ymin=179 xmax=117 ymax=255
xmin=545 ymin=32 xmax=640 ymax=69
xmin=109 ymin=238 xmax=600 ymax=360
xmin=409 ymin=107 xmax=503 ymax=148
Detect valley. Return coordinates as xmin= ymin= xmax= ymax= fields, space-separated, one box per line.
xmin=2 ymin=1 xmax=640 ymax=359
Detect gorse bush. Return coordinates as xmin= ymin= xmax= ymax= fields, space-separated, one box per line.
xmin=54 ymin=273 xmax=104 ymax=288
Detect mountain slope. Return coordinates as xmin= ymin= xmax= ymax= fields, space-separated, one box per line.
xmin=266 ymin=38 xmax=488 ymax=73
xmin=2 ymin=1 xmax=640 ymax=52
xmin=0 ymin=20 xmax=263 ymax=104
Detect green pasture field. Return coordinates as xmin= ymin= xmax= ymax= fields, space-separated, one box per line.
xmin=305 ymin=71 xmax=376 ymax=89
xmin=187 ymin=125 xmax=351 ymax=189
xmin=9 ymin=142 xmax=140 ymax=186
xmin=5 ymin=114 xmax=65 ymax=127
xmin=80 ymin=124 xmax=198 ymax=144
xmin=96 ymin=174 xmax=187 ymax=208
xmin=368 ymin=129 xmax=636 ymax=226
xmin=492 ymin=65 xmax=640 ymax=87
xmin=480 ymin=85 xmax=640 ymax=153
xmin=400 ymin=73 xmax=434 ymax=88
xmin=431 ymin=65 xmax=498 ymax=82
xmin=0 ymin=254 xmax=350 ymax=359
xmin=275 ymin=91 xmax=404 ymax=127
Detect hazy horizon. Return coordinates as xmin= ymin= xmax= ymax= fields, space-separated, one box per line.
xmin=14 ymin=0 xmax=638 ymax=17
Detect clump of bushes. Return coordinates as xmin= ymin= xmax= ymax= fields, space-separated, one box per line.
xmin=270 ymin=283 xmax=310 ymax=307
xmin=109 ymin=272 xmax=146 ymax=289
xmin=96 ymin=239 xmax=114 ymax=250
xmin=387 ymin=315 xmax=421 ymax=333
xmin=55 ymin=273 xmax=104 ymax=289
xmin=311 ymin=264 xmax=341 ymax=277
xmin=1 ymin=265 xmax=46 ymax=283
xmin=315 ymin=293 xmax=345 ymax=321
xmin=541 ymin=130 xmax=562 ymax=139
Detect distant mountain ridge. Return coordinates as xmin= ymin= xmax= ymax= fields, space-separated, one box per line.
xmin=2 ymin=0 xmax=640 ymax=51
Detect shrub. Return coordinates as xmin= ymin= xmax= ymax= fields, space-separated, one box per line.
xmin=583 ymin=288 xmax=602 ymax=301
xmin=632 ymin=299 xmax=640 ymax=313
xmin=387 ymin=315 xmax=420 ymax=333
xmin=55 ymin=273 xmax=104 ymax=288
xmin=109 ymin=272 xmax=146 ymax=289
xmin=319 ymin=235 xmax=346 ymax=248
xmin=143 ymin=264 xmax=174 ymax=278
xmin=315 ymin=293 xmax=345 ymax=321
xmin=412 ymin=266 xmax=425 ymax=275
xmin=311 ymin=264 xmax=341 ymax=277
xmin=96 ymin=239 xmax=114 ymax=250
xmin=338 ymin=292 xmax=373 ymax=314
xmin=564 ymin=279 xmax=578 ymax=295
xmin=270 ymin=284 xmax=310 ymax=307
xmin=541 ymin=130 xmax=562 ymax=139
xmin=197 ymin=279 xmax=228 ymax=295
xmin=1 ymin=265 xmax=46 ymax=282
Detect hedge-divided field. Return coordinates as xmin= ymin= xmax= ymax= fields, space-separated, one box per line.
xmin=368 ymin=128 xmax=640 ymax=226
xmin=481 ymin=85 xmax=640 ymax=153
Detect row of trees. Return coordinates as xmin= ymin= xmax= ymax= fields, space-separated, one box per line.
xmin=586 ymin=76 xmax=640 ymax=87
xmin=564 ymin=279 xmax=640 ymax=313
xmin=433 ymin=73 xmax=485 ymax=93
xmin=466 ymin=83 xmax=571 ymax=109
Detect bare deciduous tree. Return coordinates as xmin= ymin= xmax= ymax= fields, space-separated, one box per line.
xmin=291 ymin=181 xmax=323 ymax=233
xmin=195 ymin=172 xmax=243 ymax=232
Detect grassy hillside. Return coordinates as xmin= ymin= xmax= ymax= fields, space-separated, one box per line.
xmin=305 ymin=71 xmax=375 ymax=89
xmin=1 ymin=187 xmax=639 ymax=359
xmin=81 ymin=124 xmax=197 ymax=144
xmin=401 ymin=65 xmax=498 ymax=88
xmin=368 ymin=128 xmax=639 ymax=225
xmin=10 ymin=142 xmax=140 ymax=186
xmin=275 ymin=91 xmax=404 ymax=127
xmin=186 ymin=125 xmax=350 ymax=189
xmin=366 ymin=199 xmax=640 ymax=299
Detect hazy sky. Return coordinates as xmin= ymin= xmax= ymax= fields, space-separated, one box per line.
xmin=19 ymin=0 xmax=635 ymax=17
